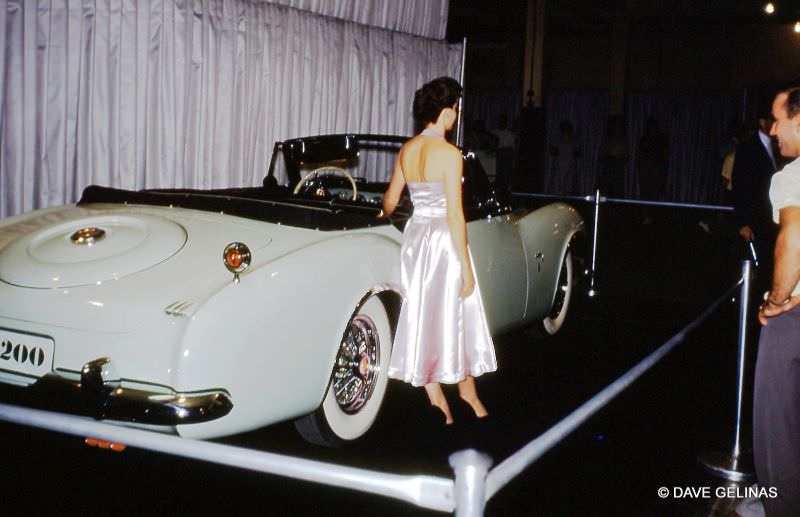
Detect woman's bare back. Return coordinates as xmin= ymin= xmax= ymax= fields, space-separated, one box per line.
xmin=398 ymin=135 xmax=459 ymax=183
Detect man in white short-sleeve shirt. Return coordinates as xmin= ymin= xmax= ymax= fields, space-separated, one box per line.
xmin=753 ymin=88 xmax=800 ymax=517
xmin=768 ymin=162 xmax=800 ymax=287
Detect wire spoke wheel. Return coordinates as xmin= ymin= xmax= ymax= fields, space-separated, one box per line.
xmin=294 ymin=296 xmax=392 ymax=446
xmin=332 ymin=315 xmax=379 ymax=414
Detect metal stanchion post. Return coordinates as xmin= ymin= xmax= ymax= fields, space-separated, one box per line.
xmin=587 ymin=188 xmax=601 ymax=297
xmin=450 ymin=449 xmax=493 ymax=517
xmin=698 ymin=259 xmax=755 ymax=481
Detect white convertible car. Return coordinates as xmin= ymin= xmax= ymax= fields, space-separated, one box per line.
xmin=0 ymin=134 xmax=583 ymax=446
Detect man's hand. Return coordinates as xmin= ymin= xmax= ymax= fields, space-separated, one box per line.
xmin=759 ymin=295 xmax=800 ymax=325
xmin=739 ymin=225 xmax=755 ymax=241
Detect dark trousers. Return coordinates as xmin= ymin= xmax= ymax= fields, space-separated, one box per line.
xmin=754 ymin=306 xmax=800 ymax=516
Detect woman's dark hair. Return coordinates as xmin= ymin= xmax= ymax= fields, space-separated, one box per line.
xmin=413 ymin=77 xmax=463 ymax=127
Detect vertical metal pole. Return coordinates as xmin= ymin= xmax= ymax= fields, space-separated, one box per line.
xmin=732 ymin=259 xmax=751 ymax=457
xmin=449 ymin=449 xmax=493 ymax=517
xmin=697 ymin=259 xmax=754 ymax=481
xmin=455 ymin=37 xmax=467 ymax=148
xmin=587 ymin=188 xmax=601 ymax=297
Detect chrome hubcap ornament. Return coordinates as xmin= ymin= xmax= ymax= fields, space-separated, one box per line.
xmin=70 ymin=227 xmax=106 ymax=246
xmin=333 ymin=315 xmax=379 ymax=414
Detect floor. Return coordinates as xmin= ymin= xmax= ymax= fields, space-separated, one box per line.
xmin=0 ymin=201 xmax=764 ymax=516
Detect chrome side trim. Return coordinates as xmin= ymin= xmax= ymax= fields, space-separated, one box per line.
xmin=25 ymin=358 xmax=232 ymax=426
xmin=165 ymin=301 xmax=194 ymax=317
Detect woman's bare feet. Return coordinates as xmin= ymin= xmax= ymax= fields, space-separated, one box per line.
xmin=457 ymin=376 xmax=489 ymax=418
xmin=424 ymin=382 xmax=454 ymax=424
xmin=430 ymin=402 xmax=454 ymax=425
xmin=459 ymin=396 xmax=489 ymax=418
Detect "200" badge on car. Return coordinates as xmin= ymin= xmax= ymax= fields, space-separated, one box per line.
xmin=1 ymin=341 xmax=47 ymax=367
xmin=0 ymin=328 xmax=54 ymax=377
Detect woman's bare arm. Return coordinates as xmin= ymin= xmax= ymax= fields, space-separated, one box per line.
xmin=382 ymin=153 xmax=406 ymax=217
xmin=441 ymin=147 xmax=474 ymax=298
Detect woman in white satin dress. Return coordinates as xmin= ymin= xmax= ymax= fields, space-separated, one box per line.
xmin=382 ymin=77 xmax=497 ymax=425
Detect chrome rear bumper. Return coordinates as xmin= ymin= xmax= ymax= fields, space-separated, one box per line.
xmin=21 ymin=358 xmax=233 ymax=426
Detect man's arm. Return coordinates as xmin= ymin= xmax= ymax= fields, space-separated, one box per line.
xmin=759 ymin=205 xmax=800 ymax=324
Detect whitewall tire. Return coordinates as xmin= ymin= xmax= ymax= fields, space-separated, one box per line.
xmin=294 ymin=295 xmax=392 ymax=446
xmin=542 ymin=249 xmax=573 ymax=335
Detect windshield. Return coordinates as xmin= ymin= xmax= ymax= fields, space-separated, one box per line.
xmin=271 ymin=134 xmax=395 ymax=176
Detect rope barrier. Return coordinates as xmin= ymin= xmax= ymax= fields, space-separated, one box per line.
xmin=0 ymin=272 xmax=744 ymax=516
xmin=482 ymin=279 xmax=742 ymax=501
xmin=509 ymin=188 xmax=736 ymax=297
xmin=0 ymin=259 xmax=750 ymax=515
xmin=510 ymin=191 xmax=735 ymax=212
xmin=0 ymin=403 xmax=455 ymax=513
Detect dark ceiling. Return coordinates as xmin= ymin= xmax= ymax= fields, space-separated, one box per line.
xmin=447 ymin=0 xmax=800 ymax=41
xmin=446 ymin=0 xmax=528 ymax=41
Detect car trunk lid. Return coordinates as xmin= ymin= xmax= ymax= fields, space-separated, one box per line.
xmin=0 ymin=211 xmax=187 ymax=289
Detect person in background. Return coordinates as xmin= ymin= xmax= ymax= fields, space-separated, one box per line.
xmin=598 ymin=115 xmax=627 ymax=198
xmin=549 ymin=120 xmax=579 ymax=195
xmin=720 ymin=120 xmax=748 ymax=208
xmin=492 ymin=114 xmax=515 ymax=192
xmin=636 ymin=117 xmax=669 ymax=223
xmin=516 ymin=101 xmax=546 ymax=192
xmin=465 ymin=119 xmax=499 ymax=152
xmin=754 ymin=87 xmax=800 ymax=517
xmin=699 ymin=121 xmax=745 ymax=235
xmin=732 ymin=112 xmax=778 ymax=278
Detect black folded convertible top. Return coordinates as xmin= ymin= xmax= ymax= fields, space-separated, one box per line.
xmin=77 ymin=185 xmax=400 ymax=232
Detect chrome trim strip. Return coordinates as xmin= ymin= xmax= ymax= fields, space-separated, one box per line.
xmin=142 ymin=190 xmax=333 ymax=212
xmin=165 ymin=301 xmax=194 ymax=317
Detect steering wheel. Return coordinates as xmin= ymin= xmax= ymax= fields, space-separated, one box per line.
xmin=292 ymin=166 xmax=358 ymax=201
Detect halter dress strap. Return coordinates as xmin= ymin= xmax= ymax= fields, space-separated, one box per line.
xmin=420 ymin=127 xmax=445 ymax=139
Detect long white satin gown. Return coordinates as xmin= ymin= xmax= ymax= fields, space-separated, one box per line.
xmin=388 ymin=181 xmax=497 ymax=387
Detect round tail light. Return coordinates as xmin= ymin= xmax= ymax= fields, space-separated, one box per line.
xmin=223 ymin=242 xmax=251 ymax=282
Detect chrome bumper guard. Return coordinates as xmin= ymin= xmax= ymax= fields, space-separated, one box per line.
xmin=23 ymin=358 xmax=233 ymax=426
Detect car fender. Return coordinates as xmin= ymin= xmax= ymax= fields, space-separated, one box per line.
xmin=175 ymin=232 xmax=401 ymax=439
xmin=516 ymin=203 xmax=584 ymax=320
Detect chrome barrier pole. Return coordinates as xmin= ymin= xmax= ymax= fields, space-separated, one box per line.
xmin=450 ymin=449 xmax=493 ymax=517
xmin=697 ymin=259 xmax=755 ymax=481
xmin=587 ymin=188 xmax=601 ymax=297
xmin=455 ymin=37 xmax=467 ymax=148
xmin=0 ymin=403 xmax=456 ymax=512
xmin=732 ymin=259 xmax=753 ymax=460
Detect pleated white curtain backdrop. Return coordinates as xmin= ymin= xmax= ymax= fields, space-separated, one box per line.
xmin=264 ymin=0 xmax=449 ymax=39
xmin=0 ymin=0 xmax=460 ymax=218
